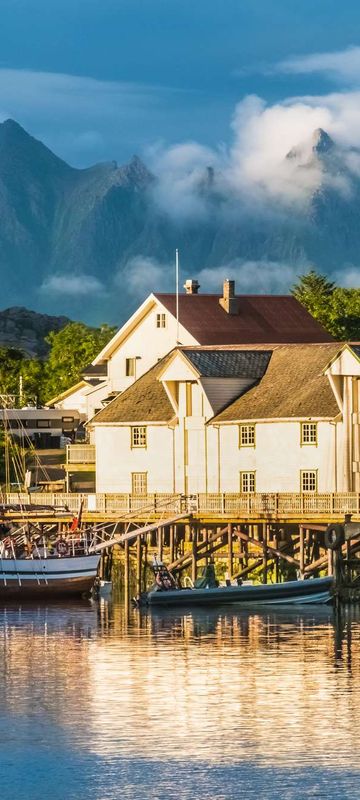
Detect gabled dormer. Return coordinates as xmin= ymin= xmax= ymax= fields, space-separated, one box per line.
xmin=157 ymin=347 xmax=272 ymax=419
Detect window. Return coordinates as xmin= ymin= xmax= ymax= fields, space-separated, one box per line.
xmin=36 ymin=419 xmax=51 ymax=428
xmin=125 ymin=358 xmax=136 ymax=377
xmin=301 ymin=470 xmax=317 ymax=493
xmin=156 ymin=313 xmax=166 ymax=328
xmin=131 ymin=426 xmax=147 ymax=448
xmin=301 ymin=422 xmax=317 ymax=445
xmin=239 ymin=424 xmax=255 ymax=447
xmin=240 ymin=471 xmax=256 ymax=493
xmin=132 ymin=472 xmax=147 ymax=495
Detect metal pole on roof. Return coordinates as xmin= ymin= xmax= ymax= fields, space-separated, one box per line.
xmin=175 ymin=248 xmax=180 ymax=342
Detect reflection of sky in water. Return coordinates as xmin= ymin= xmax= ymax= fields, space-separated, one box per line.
xmin=0 ymin=602 xmax=360 ymax=799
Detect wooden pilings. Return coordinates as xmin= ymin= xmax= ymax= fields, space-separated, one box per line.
xmin=112 ymin=516 xmax=360 ymax=597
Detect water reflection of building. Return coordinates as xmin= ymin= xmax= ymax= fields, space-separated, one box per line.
xmin=87 ymin=604 xmax=360 ymax=767
xmin=0 ymin=602 xmax=359 ymax=771
xmin=0 ymin=604 xmax=97 ymax=724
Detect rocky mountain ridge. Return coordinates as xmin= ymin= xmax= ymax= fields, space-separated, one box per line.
xmin=0 ymin=307 xmax=70 ymax=357
xmin=0 ymin=119 xmax=360 ymax=323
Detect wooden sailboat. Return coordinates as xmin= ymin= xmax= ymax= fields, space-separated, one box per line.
xmin=0 ymin=503 xmax=101 ymax=598
xmin=0 ymin=408 xmax=101 ymax=598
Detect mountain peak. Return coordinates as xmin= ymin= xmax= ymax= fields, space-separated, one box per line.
xmin=311 ymin=128 xmax=334 ymax=154
xmin=115 ymin=154 xmax=153 ymax=187
xmin=286 ymin=128 xmax=335 ymax=163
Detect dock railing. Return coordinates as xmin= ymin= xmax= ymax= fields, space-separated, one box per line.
xmin=2 ymin=492 xmax=360 ymax=517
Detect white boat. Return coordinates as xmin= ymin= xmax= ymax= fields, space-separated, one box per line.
xmin=0 ymin=524 xmax=101 ymax=598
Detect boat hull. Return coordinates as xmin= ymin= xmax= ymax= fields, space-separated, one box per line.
xmin=145 ymin=577 xmax=334 ymax=607
xmin=0 ymin=554 xmax=101 ymax=598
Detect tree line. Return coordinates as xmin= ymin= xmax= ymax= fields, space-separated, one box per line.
xmin=0 ymin=270 xmax=359 ymax=409
xmin=0 ymin=322 xmax=116 ymax=406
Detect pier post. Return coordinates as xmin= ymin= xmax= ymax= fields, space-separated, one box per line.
xmin=274 ymin=529 xmax=279 ymax=583
xmin=191 ymin=525 xmax=198 ymax=584
xmin=327 ymin=546 xmax=333 ymax=576
xmin=263 ymin=524 xmax=268 ymax=584
xmin=136 ymin=535 xmax=142 ymax=595
xmin=124 ymin=538 xmax=130 ymax=601
xmin=157 ymin=526 xmax=163 ymax=561
xmin=300 ymin=526 xmax=305 ymax=578
xmin=169 ymin=525 xmax=175 ymax=564
xmin=227 ymin=524 xmax=233 ymax=578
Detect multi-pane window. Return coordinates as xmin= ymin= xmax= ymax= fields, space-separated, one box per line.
xmin=239 ymin=424 xmax=255 ymax=447
xmin=131 ymin=472 xmax=147 ymax=495
xmin=156 ymin=313 xmax=166 ymax=328
xmin=131 ymin=426 xmax=147 ymax=448
xmin=301 ymin=422 xmax=317 ymax=445
xmin=125 ymin=358 xmax=136 ymax=377
xmin=301 ymin=470 xmax=317 ymax=493
xmin=240 ymin=471 xmax=256 ymax=493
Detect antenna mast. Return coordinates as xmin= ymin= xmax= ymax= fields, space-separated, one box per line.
xmin=175 ymin=248 xmax=179 ymax=342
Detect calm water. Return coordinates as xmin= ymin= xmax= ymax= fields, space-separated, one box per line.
xmin=0 ymin=599 xmax=360 ymax=799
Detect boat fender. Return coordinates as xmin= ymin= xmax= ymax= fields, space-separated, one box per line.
xmin=324 ymin=524 xmax=345 ymax=551
xmin=56 ymin=539 xmax=70 ymax=557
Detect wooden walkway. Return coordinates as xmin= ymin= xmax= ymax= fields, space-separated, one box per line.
xmin=2 ymin=491 xmax=360 ymax=524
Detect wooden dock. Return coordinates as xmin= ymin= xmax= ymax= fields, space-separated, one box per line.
xmin=1 ymin=492 xmax=360 ymax=597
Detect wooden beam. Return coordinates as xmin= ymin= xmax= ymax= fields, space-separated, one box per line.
xmin=237 ymin=529 xmax=300 ymax=568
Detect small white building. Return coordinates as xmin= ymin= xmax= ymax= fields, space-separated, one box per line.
xmin=0 ymin=407 xmax=81 ymax=448
xmin=90 ymin=341 xmax=360 ymax=496
xmin=48 ymin=279 xmax=333 ymax=421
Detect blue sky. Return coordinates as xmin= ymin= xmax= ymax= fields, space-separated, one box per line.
xmin=1 ymin=0 xmax=360 ymax=167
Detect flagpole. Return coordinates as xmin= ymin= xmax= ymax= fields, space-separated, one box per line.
xmin=175 ymin=248 xmax=179 ymax=342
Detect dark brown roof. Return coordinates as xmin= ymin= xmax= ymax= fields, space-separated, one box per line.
xmin=91 ymin=354 xmax=174 ymax=424
xmin=155 ymin=293 xmax=334 ymax=344
xmin=211 ymin=343 xmax=341 ymax=423
xmin=92 ymin=343 xmax=342 ymax=425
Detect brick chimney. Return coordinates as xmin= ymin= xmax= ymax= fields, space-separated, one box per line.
xmin=184 ymin=279 xmax=200 ymax=295
xmin=219 ymin=279 xmax=238 ymax=314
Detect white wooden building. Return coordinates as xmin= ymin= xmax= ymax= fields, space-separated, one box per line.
xmin=48 ymin=279 xmax=332 ymax=421
xmin=90 ymin=342 xmax=360 ymax=496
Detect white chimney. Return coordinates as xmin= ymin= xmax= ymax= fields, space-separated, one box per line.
xmin=184 ymin=279 xmax=200 ymax=295
xmin=219 ymin=279 xmax=238 ymax=315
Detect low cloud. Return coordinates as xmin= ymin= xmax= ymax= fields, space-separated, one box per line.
xmin=149 ymin=88 xmax=360 ymax=217
xmin=40 ymin=274 xmax=105 ymax=295
xmin=275 ymin=46 xmax=360 ymax=85
xmin=197 ymin=260 xmax=302 ymax=295
xmin=116 ymin=256 xmax=173 ymax=299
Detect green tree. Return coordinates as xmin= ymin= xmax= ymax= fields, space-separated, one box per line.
xmin=0 ymin=347 xmax=24 ymax=396
xmin=291 ymin=270 xmax=360 ymax=340
xmin=42 ymin=322 xmax=116 ymax=400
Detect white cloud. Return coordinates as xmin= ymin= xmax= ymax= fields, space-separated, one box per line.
xmin=147 ymin=141 xmax=220 ymax=219
xmin=197 ymin=260 xmax=302 ymax=294
xmin=276 ymin=46 xmax=360 ymax=85
xmin=116 ymin=256 xmax=173 ymax=299
xmin=149 ymin=86 xmax=360 ymax=215
xmin=40 ymin=274 xmax=105 ymax=295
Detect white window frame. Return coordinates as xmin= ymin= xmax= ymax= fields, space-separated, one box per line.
xmin=301 ymin=422 xmax=317 ymax=446
xmin=131 ymin=426 xmax=147 ymax=448
xmin=156 ymin=313 xmax=166 ymax=328
xmin=300 ymin=470 xmax=318 ymax=493
xmin=240 ymin=471 xmax=256 ymax=493
xmin=131 ymin=472 xmax=148 ymax=495
xmin=239 ymin=424 xmax=256 ymax=448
